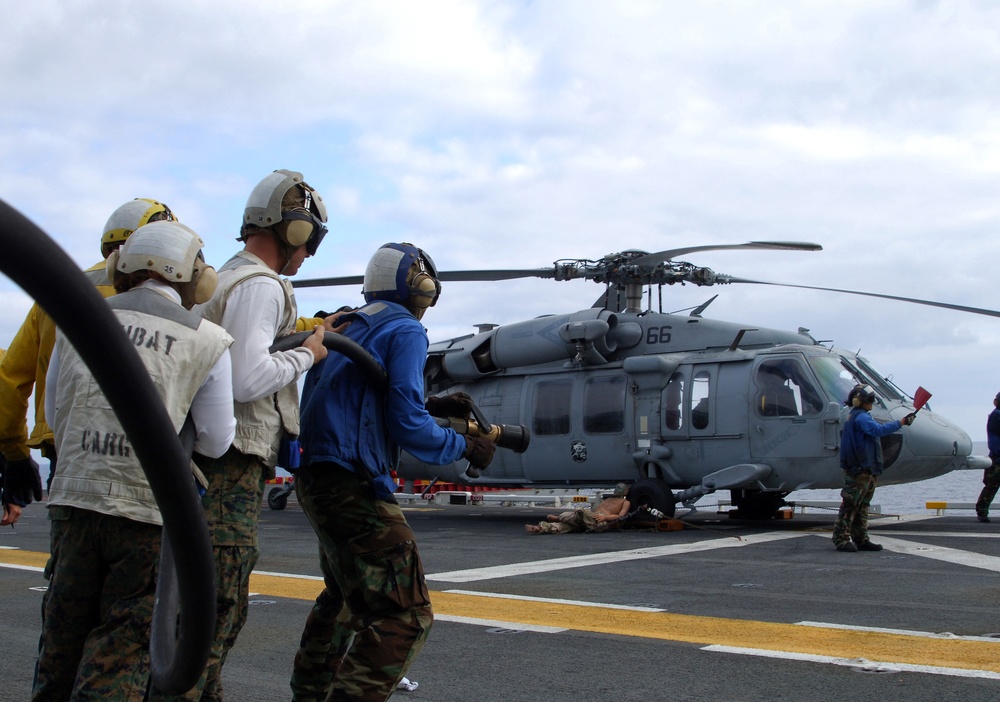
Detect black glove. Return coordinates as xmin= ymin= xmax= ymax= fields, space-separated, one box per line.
xmin=425 ymin=392 xmax=475 ymax=419
xmin=463 ymin=435 xmax=496 ymax=470
xmin=901 ymin=413 xmax=916 ymax=426
xmin=2 ymin=456 xmax=43 ymax=507
xmin=314 ymin=306 xmax=355 ymax=318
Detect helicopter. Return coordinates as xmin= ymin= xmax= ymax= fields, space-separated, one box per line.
xmin=293 ymin=241 xmax=994 ymax=520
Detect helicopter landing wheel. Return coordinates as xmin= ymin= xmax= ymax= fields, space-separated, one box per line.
xmin=267 ymin=485 xmax=290 ymax=511
xmin=626 ymin=478 xmax=676 ymax=518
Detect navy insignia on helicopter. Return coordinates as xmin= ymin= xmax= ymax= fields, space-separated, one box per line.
xmin=570 ymin=440 xmax=587 ymax=462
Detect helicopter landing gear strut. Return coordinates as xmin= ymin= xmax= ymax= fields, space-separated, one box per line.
xmin=627 ymin=478 xmax=677 ymax=518
xmin=729 ymin=489 xmax=788 ymax=520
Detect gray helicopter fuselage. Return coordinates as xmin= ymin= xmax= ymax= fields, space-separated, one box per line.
xmin=399 ymin=308 xmax=982 ymax=500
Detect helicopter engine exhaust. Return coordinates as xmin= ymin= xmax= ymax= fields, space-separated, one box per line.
xmin=434 ymin=308 xmax=643 ymax=382
xmin=433 ymin=416 xmax=531 ymax=454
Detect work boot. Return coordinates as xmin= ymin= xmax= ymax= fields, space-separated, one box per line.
xmin=835 ymin=542 xmax=858 ymax=552
xmin=856 ymin=541 xmax=883 ymax=551
xmin=978 ymin=513 xmax=991 ymax=523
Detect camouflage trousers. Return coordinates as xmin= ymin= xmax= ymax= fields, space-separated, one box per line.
xmin=291 ymin=463 xmax=433 ymax=702
xmin=148 ymin=446 xmax=264 ymax=702
xmin=831 ymin=471 xmax=877 ymax=546
xmin=976 ymin=460 xmax=1000 ymax=517
xmin=32 ymin=506 xmax=160 ymax=702
xmin=536 ymin=509 xmax=609 ymax=534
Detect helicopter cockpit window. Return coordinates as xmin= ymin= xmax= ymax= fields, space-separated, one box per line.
xmin=584 ymin=375 xmax=626 ymax=434
xmin=808 ymin=355 xmax=871 ymax=406
xmin=855 ymin=357 xmax=904 ymax=401
xmin=755 ymin=359 xmax=823 ymax=418
xmin=664 ymin=372 xmax=684 ymax=430
xmin=691 ymin=371 xmax=710 ymax=430
xmin=532 ymin=380 xmax=572 ymax=435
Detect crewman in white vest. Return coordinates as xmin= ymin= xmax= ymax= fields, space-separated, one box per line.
xmin=33 ymin=221 xmax=236 ymax=701
xmin=149 ymin=170 xmax=330 ymax=702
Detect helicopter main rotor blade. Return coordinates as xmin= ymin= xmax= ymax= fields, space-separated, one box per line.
xmin=291 ymin=242 xmax=821 ymax=290
xmin=728 ymin=277 xmax=1000 ymax=319
xmin=293 ymin=274 xmax=364 ymax=289
xmin=630 ymin=241 xmax=822 ymax=266
xmin=437 ymin=268 xmax=557 ymax=282
xmin=294 ymin=268 xmax=557 ymax=289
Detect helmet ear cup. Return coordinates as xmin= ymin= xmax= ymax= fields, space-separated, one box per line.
xmin=193 ymin=264 xmax=218 ymax=305
xmin=105 ymin=250 xmax=121 ymax=284
xmin=409 ymin=271 xmax=439 ymax=309
xmin=283 ymin=219 xmax=314 ymax=248
xmin=849 ymin=384 xmax=876 ymax=407
xmin=179 ymin=260 xmax=218 ymax=309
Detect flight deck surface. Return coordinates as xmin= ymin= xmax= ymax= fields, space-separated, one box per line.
xmin=3 ymin=499 xmax=999 ymax=701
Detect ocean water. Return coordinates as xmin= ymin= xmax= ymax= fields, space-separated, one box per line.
xmin=785 ymin=441 xmax=991 ymax=515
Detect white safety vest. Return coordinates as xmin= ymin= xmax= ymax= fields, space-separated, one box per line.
xmin=49 ymin=288 xmax=232 ymax=525
xmin=198 ymin=251 xmax=300 ymax=470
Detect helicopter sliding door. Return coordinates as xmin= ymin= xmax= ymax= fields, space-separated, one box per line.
xmin=656 ymin=362 xmax=753 ymax=486
xmin=525 ymin=372 xmax=633 ymax=483
xmin=747 ymin=356 xmax=833 ymax=481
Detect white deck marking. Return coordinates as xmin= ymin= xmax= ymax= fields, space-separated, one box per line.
xmin=0 ymin=563 xmax=43 ymax=572
xmin=427 ymin=514 xmax=992 ymax=583
xmin=704 ymin=645 xmax=1000 ymax=680
xmin=870 ymin=530 xmax=1000 ymax=539
xmin=837 ymin=534 xmax=1000 ymax=573
xmin=443 ymin=589 xmax=667 ymax=611
xmin=867 ymin=514 xmax=938 ymax=526
xmin=426 ymin=531 xmax=807 ymax=582
xmin=433 ymin=614 xmax=566 ymax=633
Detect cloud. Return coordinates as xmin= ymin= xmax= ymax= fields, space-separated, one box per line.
xmin=3 ymin=0 xmax=1000 ymax=441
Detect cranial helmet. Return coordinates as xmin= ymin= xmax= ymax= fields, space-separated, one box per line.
xmin=850 ymin=384 xmax=877 ymax=407
xmin=102 ymin=198 xmax=176 ymax=257
xmin=363 ymin=243 xmax=441 ymax=315
xmin=242 ymin=169 xmax=328 ymax=255
xmin=106 ymin=220 xmax=218 ymax=309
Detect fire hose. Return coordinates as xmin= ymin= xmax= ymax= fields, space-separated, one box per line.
xmin=0 ymin=200 xmax=214 ymax=694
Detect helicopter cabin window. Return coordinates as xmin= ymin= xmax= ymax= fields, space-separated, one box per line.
xmin=532 ymin=380 xmax=572 ymax=435
xmin=584 ymin=375 xmax=626 ymax=434
xmin=691 ymin=371 xmax=711 ymax=430
xmin=755 ymin=359 xmax=823 ymax=417
xmin=665 ymin=372 xmax=684 ymax=430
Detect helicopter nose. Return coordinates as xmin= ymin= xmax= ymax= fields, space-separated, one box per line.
xmin=900 ymin=409 xmax=972 ymax=464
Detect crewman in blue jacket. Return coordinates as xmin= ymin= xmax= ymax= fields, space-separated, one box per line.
xmin=832 ymin=384 xmax=914 ymax=552
xmin=975 ymin=391 xmax=1000 ymax=522
xmin=290 ymin=242 xmax=496 ymax=702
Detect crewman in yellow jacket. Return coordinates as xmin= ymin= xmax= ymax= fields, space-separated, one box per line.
xmin=0 ymin=199 xmax=176 ymax=526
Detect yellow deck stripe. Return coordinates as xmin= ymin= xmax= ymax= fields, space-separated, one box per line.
xmin=247 ymin=573 xmax=1000 ymax=673
xmin=0 ymin=549 xmax=48 ymax=569
xmin=6 ymin=550 xmax=998 ymax=672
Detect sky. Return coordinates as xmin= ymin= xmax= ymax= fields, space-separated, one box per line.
xmin=2 ymin=0 xmax=1000 ymax=441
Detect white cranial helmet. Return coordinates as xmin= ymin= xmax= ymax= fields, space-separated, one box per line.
xmin=106 ymin=220 xmax=217 ymax=309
